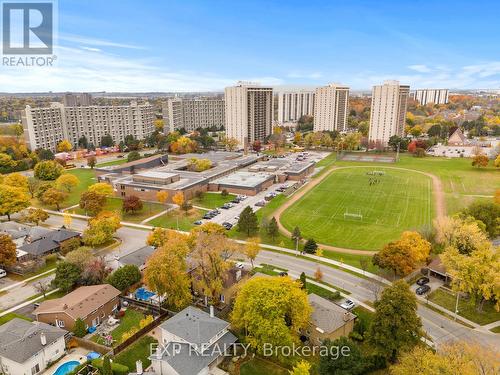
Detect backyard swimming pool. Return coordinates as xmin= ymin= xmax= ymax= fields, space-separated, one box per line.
xmin=135 ymin=287 xmax=156 ymax=301
xmin=53 ymin=360 xmax=80 ymax=375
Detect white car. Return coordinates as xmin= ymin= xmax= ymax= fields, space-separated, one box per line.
xmin=235 ymin=262 xmax=244 ymax=269
xmin=0 ymin=269 xmax=7 ymax=279
xmin=238 ymin=195 xmax=247 ymax=200
xmin=340 ymin=299 xmax=356 ymax=310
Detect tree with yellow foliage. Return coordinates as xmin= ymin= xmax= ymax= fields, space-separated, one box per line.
xmin=391 ymin=341 xmax=500 ymax=375
xmin=244 ymin=237 xmax=260 ymax=268
xmin=434 ymin=216 xmax=488 ymax=255
xmin=441 ymin=242 xmax=499 ymax=312
xmin=156 ymin=190 xmax=169 ymax=205
xmin=231 ymin=276 xmax=311 ymax=354
xmin=289 ymin=360 xmax=311 ymax=375
xmin=88 ymin=182 xmax=114 ymax=196
xmin=495 ymin=154 xmax=500 ymax=168
xmin=172 ymin=191 xmax=185 ymax=208
xmin=55 ymin=173 xmax=80 ymax=192
xmin=3 ymin=172 xmax=28 ymax=192
xmin=221 ymin=136 xmax=239 ymax=152
xmin=144 ymin=234 xmax=192 ymax=310
xmin=372 ymin=231 xmax=431 ymax=277
xmin=56 ymin=140 xmax=72 ymax=153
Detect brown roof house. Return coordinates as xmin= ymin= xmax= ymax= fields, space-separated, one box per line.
xmin=34 ymin=284 xmax=121 ymax=330
xmin=306 ymin=294 xmax=356 ymax=345
xmin=448 ymin=127 xmax=468 ymax=146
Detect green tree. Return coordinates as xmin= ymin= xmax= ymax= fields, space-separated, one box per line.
xmin=102 ymin=356 xmax=112 ymax=375
xmin=0 ymin=184 xmax=30 ymax=220
xmin=100 ymin=134 xmax=114 ymax=147
xmin=53 ymin=262 xmax=82 ymax=293
xmin=367 ymin=280 xmax=422 ymax=362
xmin=231 ymin=276 xmax=311 ymax=355
xmin=237 ymin=206 xmax=259 ymax=236
xmin=34 ymin=160 xmax=64 ymax=180
xmin=303 ymin=238 xmax=318 ymax=254
xmin=106 ymin=265 xmax=142 ymax=291
xmin=319 ymin=337 xmax=366 ymax=375
xmin=291 ymin=226 xmax=302 ymax=248
xmin=289 ymin=360 xmax=311 ymax=375
xmin=73 ymin=318 xmax=87 ymax=338
xmin=0 ymin=234 xmax=17 ymax=266
xmin=462 ymin=201 xmax=500 ymax=238
xmin=267 ymin=217 xmax=279 ymax=241
xmin=299 ymin=272 xmax=306 ymax=289
xmin=127 ymin=150 xmax=141 ymax=162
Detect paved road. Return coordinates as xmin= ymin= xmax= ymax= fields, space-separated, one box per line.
xmin=0 ymin=273 xmax=55 ymax=310
xmin=253 ymin=251 xmax=500 ymax=348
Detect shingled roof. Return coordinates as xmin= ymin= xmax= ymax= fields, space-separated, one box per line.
xmin=0 ymin=318 xmax=66 ymax=364
xmin=308 ymin=294 xmax=356 ymax=334
xmin=34 ymin=284 xmax=120 ymax=319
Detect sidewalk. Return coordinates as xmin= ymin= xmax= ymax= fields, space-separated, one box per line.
xmin=0 ymin=288 xmax=60 ymax=318
xmin=0 ymin=268 xmax=56 ymax=293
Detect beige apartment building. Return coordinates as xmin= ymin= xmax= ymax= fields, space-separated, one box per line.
xmin=225 ymin=82 xmax=273 ymax=148
xmin=368 ymin=80 xmax=410 ymax=146
xmin=277 ymin=90 xmax=315 ymax=124
xmin=313 ymin=83 xmax=349 ymax=132
xmin=22 ymin=101 xmax=155 ymax=151
xmin=163 ymin=97 xmax=225 ymax=133
xmin=411 ymin=89 xmax=449 ymax=105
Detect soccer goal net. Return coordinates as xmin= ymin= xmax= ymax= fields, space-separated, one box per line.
xmin=344 ymin=211 xmax=363 ymax=221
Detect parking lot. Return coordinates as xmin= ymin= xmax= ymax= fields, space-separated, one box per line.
xmin=195 ymin=150 xmax=330 ymax=229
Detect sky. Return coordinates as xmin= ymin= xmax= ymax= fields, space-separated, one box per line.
xmin=1 ymin=0 xmax=500 ymax=92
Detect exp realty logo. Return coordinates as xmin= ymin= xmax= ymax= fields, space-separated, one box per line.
xmin=2 ymin=0 xmax=57 ymax=66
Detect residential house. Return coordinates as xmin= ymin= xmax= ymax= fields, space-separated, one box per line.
xmin=18 ymin=229 xmax=80 ymax=259
xmin=306 ymin=294 xmax=356 ymax=344
xmin=34 ymin=284 xmax=121 ymax=330
xmin=117 ymin=245 xmax=155 ymax=271
xmin=0 ymin=318 xmax=67 ymax=375
xmin=447 ymin=127 xmax=468 ymax=146
xmin=151 ymin=306 xmax=237 ymax=375
xmin=192 ymin=266 xmax=249 ymax=306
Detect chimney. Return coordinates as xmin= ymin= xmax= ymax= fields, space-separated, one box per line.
xmin=135 ymin=360 xmax=143 ymax=375
xmin=343 ymin=312 xmax=350 ymax=322
xmin=40 ymin=332 xmax=47 ymax=346
xmin=209 ymin=305 xmax=214 ymax=318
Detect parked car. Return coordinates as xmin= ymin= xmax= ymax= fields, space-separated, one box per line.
xmin=264 ymin=194 xmax=274 ymax=201
xmin=234 ymin=216 xmax=240 ymax=221
xmin=416 ymin=285 xmax=431 ymax=295
xmin=221 ymin=203 xmax=233 ymax=209
xmin=255 ymin=200 xmax=266 ymax=207
xmin=278 ymin=271 xmax=288 ymax=277
xmin=416 ymin=277 xmax=430 ymax=286
xmin=194 ymin=220 xmax=203 ymax=225
xmin=231 ymin=198 xmax=241 ymax=204
xmin=340 ymin=299 xmax=356 ymax=310
xmin=0 ymin=269 xmax=6 ymax=279
xmin=235 ymin=262 xmax=244 ymax=269
xmin=222 ymin=222 xmax=233 ymax=230
xmin=203 ymin=213 xmax=213 ymax=219
xmin=238 ymin=195 xmax=247 ymax=200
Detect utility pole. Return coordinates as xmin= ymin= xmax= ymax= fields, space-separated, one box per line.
xmin=454 ymin=291 xmax=460 ymax=321
xmin=396 ymin=141 xmax=400 ymax=162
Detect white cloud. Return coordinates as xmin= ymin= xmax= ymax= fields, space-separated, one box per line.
xmin=58 ymin=33 xmax=146 ymax=50
xmin=408 ymin=64 xmax=432 ymax=73
xmin=80 ymin=46 xmax=102 ymax=52
xmin=0 ymin=46 xmax=283 ymax=92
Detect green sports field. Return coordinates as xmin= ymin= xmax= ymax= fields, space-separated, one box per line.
xmin=280 ymin=167 xmax=434 ymax=251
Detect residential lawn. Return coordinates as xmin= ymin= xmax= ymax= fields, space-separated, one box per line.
xmin=92 ymin=309 xmax=145 ymax=345
xmin=353 ymin=306 xmax=374 ymax=327
xmin=114 ymin=335 xmax=158 ymax=370
xmin=428 ymin=288 xmax=500 ymax=325
xmin=0 ymin=313 xmax=33 ymax=325
xmin=7 ymin=257 xmax=59 ymax=282
xmin=306 ymin=282 xmax=341 ymax=300
xmin=71 ymin=197 xmax=166 ymax=223
xmin=148 ymin=208 xmax=206 ymax=231
xmin=95 ymin=158 xmax=127 ymax=167
xmin=491 ymin=326 xmax=500 ymax=334
xmin=335 ymin=154 xmax=500 ymax=214
xmin=240 ymin=357 xmax=289 ymax=375
xmin=192 ymin=192 xmax=236 ymax=209
xmin=32 ymin=168 xmax=97 ymax=209
xmin=281 ymin=167 xmax=434 ymax=251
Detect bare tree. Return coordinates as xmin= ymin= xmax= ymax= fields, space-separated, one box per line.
xmin=33 ymin=281 xmax=51 ymax=298
xmin=363 ymin=278 xmax=386 ymax=302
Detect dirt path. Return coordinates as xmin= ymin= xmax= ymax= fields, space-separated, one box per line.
xmin=275 ymin=165 xmax=446 ymax=255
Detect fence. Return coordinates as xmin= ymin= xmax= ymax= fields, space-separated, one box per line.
xmin=69 ymin=336 xmax=112 ymax=356
xmin=112 ymin=310 xmax=169 ymax=355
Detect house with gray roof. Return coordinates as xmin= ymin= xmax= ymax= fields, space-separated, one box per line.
xmin=118 ymin=246 xmax=155 ymax=271
xmin=151 ymin=306 xmax=237 ymax=375
xmin=0 ymin=318 xmax=67 ymax=375
xmin=306 ymin=294 xmax=356 ymax=345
